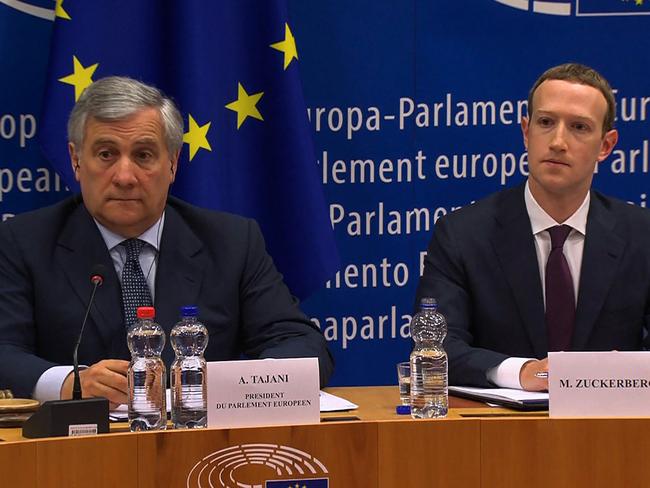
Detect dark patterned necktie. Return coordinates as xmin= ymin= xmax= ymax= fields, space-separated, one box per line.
xmin=545 ymin=225 xmax=575 ymax=351
xmin=121 ymin=238 xmax=153 ymax=328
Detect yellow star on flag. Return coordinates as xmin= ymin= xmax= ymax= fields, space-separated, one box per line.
xmin=270 ymin=23 xmax=298 ymax=70
xmin=635 ymin=0 xmax=643 ymax=5
xmin=225 ymin=83 xmax=264 ymax=129
xmin=58 ymin=56 xmax=99 ymax=101
xmin=183 ymin=115 xmax=212 ymax=161
xmin=55 ymin=0 xmax=71 ymax=20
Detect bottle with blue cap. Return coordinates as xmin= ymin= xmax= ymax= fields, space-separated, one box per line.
xmin=409 ymin=297 xmax=448 ymax=418
xmin=170 ymin=305 xmax=209 ymax=428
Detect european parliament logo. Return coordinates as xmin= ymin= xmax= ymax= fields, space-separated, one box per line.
xmin=186 ymin=444 xmax=330 ymax=488
xmin=494 ymin=0 xmax=650 ymax=15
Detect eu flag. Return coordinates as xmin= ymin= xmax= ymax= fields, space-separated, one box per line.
xmin=577 ymin=0 xmax=650 ymax=15
xmin=39 ymin=0 xmax=338 ymax=299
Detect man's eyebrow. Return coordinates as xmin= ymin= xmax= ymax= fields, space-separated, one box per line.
xmin=91 ymin=138 xmax=117 ymax=145
xmin=535 ymin=109 xmax=596 ymax=122
xmin=132 ymin=137 xmax=160 ymax=146
xmin=89 ymin=138 xmax=119 ymax=150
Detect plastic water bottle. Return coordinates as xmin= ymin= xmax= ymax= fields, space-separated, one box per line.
xmin=127 ymin=306 xmax=167 ymax=431
xmin=410 ymin=297 xmax=448 ymax=418
xmin=170 ymin=305 xmax=208 ymax=429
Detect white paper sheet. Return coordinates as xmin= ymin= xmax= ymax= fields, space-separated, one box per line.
xmin=449 ymin=385 xmax=548 ymax=403
xmin=319 ymin=391 xmax=358 ymax=412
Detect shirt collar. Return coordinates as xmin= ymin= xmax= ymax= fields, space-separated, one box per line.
xmin=524 ymin=180 xmax=589 ymax=236
xmin=95 ymin=212 xmax=165 ymax=252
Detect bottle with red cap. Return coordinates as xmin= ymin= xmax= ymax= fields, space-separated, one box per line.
xmin=127 ymin=306 xmax=167 ymax=431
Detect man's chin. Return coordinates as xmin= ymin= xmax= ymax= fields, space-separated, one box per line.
xmin=532 ymin=177 xmax=589 ymax=198
xmin=104 ymin=200 xmax=145 ymax=216
xmin=96 ymin=211 xmax=151 ymax=237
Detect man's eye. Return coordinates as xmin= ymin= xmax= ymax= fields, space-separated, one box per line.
xmin=136 ymin=151 xmax=153 ymax=162
xmin=537 ymin=117 xmax=553 ymax=127
xmin=573 ymin=122 xmax=589 ymax=132
xmin=98 ymin=150 xmax=113 ymax=160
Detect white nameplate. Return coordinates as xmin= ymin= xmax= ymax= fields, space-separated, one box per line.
xmin=549 ymin=351 xmax=650 ymax=417
xmin=207 ymin=358 xmax=319 ymax=428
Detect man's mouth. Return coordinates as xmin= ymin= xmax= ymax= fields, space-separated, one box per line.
xmin=542 ymin=158 xmax=569 ymax=166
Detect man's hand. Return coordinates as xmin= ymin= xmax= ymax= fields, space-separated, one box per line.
xmin=519 ymin=358 xmax=548 ymax=391
xmin=61 ymin=359 xmax=129 ymax=409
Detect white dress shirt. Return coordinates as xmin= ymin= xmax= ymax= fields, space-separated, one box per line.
xmin=486 ymin=182 xmax=589 ymax=389
xmin=96 ymin=215 xmax=164 ymax=302
xmin=32 ymin=214 xmax=164 ymax=402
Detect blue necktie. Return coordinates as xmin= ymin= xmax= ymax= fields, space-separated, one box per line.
xmin=121 ymin=238 xmax=153 ymax=328
xmin=545 ymin=225 xmax=575 ymax=351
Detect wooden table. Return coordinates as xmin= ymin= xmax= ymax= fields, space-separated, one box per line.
xmin=0 ymin=387 xmax=647 ymax=487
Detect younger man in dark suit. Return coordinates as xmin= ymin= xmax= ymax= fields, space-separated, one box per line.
xmin=0 ymin=77 xmax=333 ymax=404
xmin=416 ymin=63 xmax=650 ymax=391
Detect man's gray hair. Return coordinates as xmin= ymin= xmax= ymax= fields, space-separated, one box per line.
xmin=67 ymin=76 xmax=184 ymax=155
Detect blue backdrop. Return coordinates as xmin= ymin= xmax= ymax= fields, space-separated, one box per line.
xmin=1 ymin=0 xmax=649 ymax=386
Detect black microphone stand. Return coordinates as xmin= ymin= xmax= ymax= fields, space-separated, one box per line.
xmin=22 ymin=266 xmax=110 ymax=438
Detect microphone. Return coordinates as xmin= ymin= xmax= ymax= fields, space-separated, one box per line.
xmin=23 ymin=264 xmax=110 ymax=438
xmin=72 ymin=265 xmax=106 ymax=400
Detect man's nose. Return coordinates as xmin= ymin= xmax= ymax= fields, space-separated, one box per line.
xmin=549 ymin=123 xmax=568 ymax=152
xmin=112 ymin=157 xmax=138 ymax=185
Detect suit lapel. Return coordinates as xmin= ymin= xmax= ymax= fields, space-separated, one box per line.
xmin=154 ymin=204 xmax=204 ymax=340
xmin=572 ymin=194 xmax=624 ymax=349
xmin=492 ymin=185 xmax=548 ymax=357
xmin=56 ymin=202 xmax=123 ymax=350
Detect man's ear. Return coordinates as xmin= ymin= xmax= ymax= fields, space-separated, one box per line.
xmin=68 ymin=142 xmax=81 ymax=182
xmin=597 ymin=129 xmax=619 ymax=162
xmin=169 ymin=151 xmax=180 ymax=183
xmin=521 ymin=116 xmax=530 ymax=151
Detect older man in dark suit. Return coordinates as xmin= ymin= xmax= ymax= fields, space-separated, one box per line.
xmin=416 ymin=63 xmax=650 ymax=391
xmin=0 ymin=77 xmax=333 ymax=403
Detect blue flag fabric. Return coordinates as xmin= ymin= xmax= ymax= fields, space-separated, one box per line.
xmin=577 ymin=0 xmax=650 ymax=15
xmin=39 ymin=0 xmax=338 ymax=299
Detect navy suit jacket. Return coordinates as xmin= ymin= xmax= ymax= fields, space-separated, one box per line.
xmin=416 ymin=184 xmax=650 ymax=386
xmin=0 ymin=195 xmax=333 ymax=397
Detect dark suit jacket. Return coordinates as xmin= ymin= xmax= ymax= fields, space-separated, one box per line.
xmin=416 ymin=184 xmax=650 ymax=387
xmin=0 ymin=195 xmax=333 ymax=397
